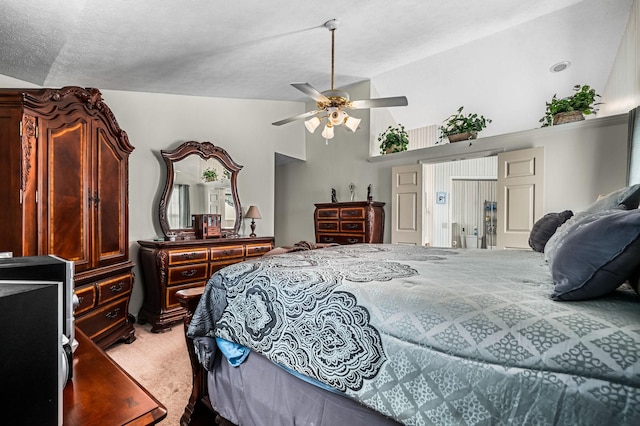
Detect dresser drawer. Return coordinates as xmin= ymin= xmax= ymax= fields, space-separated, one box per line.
xmin=316 ymin=208 xmax=339 ymax=219
xmin=340 ymin=221 xmax=365 ymax=233
xmin=76 ymin=297 xmax=129 ymax=341
xmin=317 ymin=221 xmax=339 ymax=232
xmin=317 ymin=234 xmax=365 ymax=245
xmin=75 ymin=285 xmax=97 ymax=316
xmin=166 ymin=281 xmax=206 ymax=310
xmin=97 ymin=273 xmax=133 ymax=305
xmin=210 ymin=245 xmax=244 ymax=260
xmin=246 ymin=242 xmax=273 ymax=257
xmin=340 ymin=207 xmax=365 ymax=219
xmin=210 ymin=259 xmax=241 ymax=275
xmin=167 ymin=263 xmax=210 ymax=286
xmin=168 ymin=248 xmax=209 ymax=265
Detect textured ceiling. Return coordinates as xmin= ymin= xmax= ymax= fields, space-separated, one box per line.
xmin=0 ymin=0 xmax=633 ymax=132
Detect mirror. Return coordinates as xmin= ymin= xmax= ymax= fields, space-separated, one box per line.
xmin=159 ymin=141 xmax=243 ymax=239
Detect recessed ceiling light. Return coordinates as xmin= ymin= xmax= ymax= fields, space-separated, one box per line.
xmin=550 ymin=61 xmax=571 ymax=73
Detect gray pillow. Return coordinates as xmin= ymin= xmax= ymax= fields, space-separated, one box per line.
xmin=583 ymin=184 xmax=640 ymax=213
xmin=528 ymin=210 xmax=573 ymax=253
xmin=550 ymin=209 xmax=640 ymax=301
xmin=545 ymin=209 xmax=620 ymax=267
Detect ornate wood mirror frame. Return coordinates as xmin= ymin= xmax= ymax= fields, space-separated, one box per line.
xmin=159 ymin=141 xmax=243 ymax=238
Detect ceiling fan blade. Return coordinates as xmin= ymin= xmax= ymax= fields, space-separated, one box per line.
xmin=272 ymin=109 xmax=321 ymax=126
xmin=291 ymin=83 xmax=331 ymax=103
xmin=349 ymin=96 xmax=408 ymax=109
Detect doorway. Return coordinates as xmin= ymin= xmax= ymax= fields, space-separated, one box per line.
xmin=450 ymin=179 xmax=497 ymax=249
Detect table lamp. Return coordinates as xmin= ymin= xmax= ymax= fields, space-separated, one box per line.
xmin=245 ymin=205 xmax=262 ymax=237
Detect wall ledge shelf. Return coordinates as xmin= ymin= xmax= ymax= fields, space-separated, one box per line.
xmin=367 ymin=113 xmax=628 ymax=166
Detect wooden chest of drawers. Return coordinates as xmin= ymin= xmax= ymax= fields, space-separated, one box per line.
xmin=74 ymin=262 xmax=136 ymax=350
xmin=137 ymin=237 xmax=274 ymax=332
xmin=314 ymin=201 xmax=385 ymax=244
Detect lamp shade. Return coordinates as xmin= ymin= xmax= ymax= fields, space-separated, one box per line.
xmin=304 ymin=117 xmax=321 ymax=133
xmin=321 ymin=123 xmax=334 ymax=139
xmin=245 ymin=205 xmax=262 ymax=219
xmin=344 ymin=116 xmax=361 ymax=132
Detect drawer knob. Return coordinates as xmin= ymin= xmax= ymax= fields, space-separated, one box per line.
xmin=110 ymin=283 xmax=125 ymax=293
xmin=181 ymin=252 xmax=197 ymax=259
xmin=322 ymin=237 xmax=335 ymax=242
xmin=345 ymin=223 xmax=359 ymax=229
xmin=347 ymin=238 xmax=359 ymax=244
xmin=106 ymin=307 xmax=121 ymax=319
xmin=181 ymin=269 xmax=197 ymax=277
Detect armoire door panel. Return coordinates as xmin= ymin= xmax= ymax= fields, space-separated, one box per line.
xmin=95 ymin=126 xmax=128 ymax=266
xmin=44 ymin=118 xmax=92 ymax=271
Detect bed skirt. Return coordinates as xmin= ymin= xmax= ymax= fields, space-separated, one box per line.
xmin=208 ymin=349 xmax=400 ymax=426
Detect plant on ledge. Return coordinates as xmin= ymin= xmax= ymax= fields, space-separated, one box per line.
xmin=439 ymin=106 xmax=492 ymax=142
xmin=378 ymin=124 xmax=409 ymax=155
xmin=202 ymin=167 xmax=217 ymax=182
xmin=539 ymin=84 xmax=602 ymax=127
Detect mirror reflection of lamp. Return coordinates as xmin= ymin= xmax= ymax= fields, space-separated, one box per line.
xmin=245 ymin=205 xmax=262 ymax=237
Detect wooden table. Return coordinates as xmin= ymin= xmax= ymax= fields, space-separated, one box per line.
xmin=64 ymin=328 xmax=167 ymax=425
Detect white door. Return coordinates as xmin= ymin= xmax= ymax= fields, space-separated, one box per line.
xmin=391 ymin=164 xmax=423 ymax=245
xmin=497 ymin=147 xmax=544 ymax=248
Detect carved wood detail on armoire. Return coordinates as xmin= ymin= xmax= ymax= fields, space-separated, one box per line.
xmin=0 ymin=86 xmax=136 ymax=350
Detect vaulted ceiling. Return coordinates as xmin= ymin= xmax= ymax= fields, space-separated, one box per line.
xmin=0 ymin=0 xmax=633 ymax=134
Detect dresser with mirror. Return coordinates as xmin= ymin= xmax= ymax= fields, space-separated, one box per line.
xmin=137 ymin=141 xmax=273 ymax=332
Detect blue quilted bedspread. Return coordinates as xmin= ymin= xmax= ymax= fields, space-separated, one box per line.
xmin=187 ymin=244 xmax=640 ymax=425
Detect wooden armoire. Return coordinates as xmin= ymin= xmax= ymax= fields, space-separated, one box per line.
xmin=0 ymin=86 xmax=136 ymax=349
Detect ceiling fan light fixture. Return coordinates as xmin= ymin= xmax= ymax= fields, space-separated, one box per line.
xmin=321 ymin=123 xmax=334 ymax=139
xmin=271 ymin=17 xmax=407 ymax=142
xmin=329 ymin=108 xmax=347 ymax=126
xmin=344 ymin=115 xmax=361 ymax=132
xmin=304 ymin=116 xmax=321 ymax=133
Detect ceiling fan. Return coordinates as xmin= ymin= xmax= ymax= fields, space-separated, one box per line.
xmin=272 ymin=19 xmax=408 ymax=140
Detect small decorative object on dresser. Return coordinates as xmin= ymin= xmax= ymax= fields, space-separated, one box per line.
xmin=244 ymin=205 xmax=262 ymax=238
xmin=192 ymin=213 xmax=222 ymax=239
xmin=314 ymin=201 xmax=385 ymax=244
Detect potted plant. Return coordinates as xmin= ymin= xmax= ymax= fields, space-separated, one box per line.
xmin=202 ymin=167 xmax=217 ymax=182
xmin=439 ymin=106 xmax=492 ymax=142
xmin=378 ymin=124 xmax=409 ymax=154
xmin=539 ymin=84 xmax=602 ymax=127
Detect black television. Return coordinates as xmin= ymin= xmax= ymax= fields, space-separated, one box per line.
xmin=0 ymin=255 xmax=76 ymax=425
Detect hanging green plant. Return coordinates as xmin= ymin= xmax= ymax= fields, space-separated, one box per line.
xmin=539 ymin=84 xmax=602 ymax=127
xmin=378 ymin=124 xmax=409 ymax=155
xmin=439 ymin=106 xmax=492 ymax=142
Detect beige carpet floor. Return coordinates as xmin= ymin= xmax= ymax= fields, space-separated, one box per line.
xmin=106 ymin=322 xmax=192 ymax=425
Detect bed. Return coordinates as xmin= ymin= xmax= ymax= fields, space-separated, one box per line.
xmin=178 ymin=186 xmax=640 ymax=426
